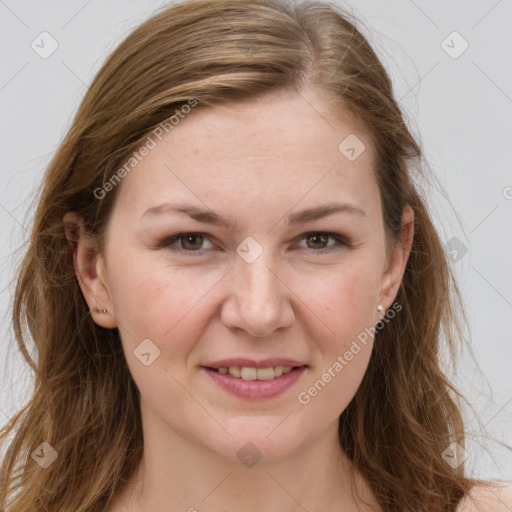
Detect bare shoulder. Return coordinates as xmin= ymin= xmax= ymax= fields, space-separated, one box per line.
xmin=457 ymin=483 xmax=512 ymax=512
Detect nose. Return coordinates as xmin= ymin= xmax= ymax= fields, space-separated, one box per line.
xmin=220 ymin=251 xmax=295 ymax=338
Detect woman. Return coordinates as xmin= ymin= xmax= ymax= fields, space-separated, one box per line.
xmin=0 ymin=0 xmax=510 ymax=510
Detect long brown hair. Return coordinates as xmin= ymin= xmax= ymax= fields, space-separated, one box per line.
xmin=0 ymin=0 xmax=493 ymax=510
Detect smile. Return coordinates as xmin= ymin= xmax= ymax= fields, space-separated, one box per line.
xmin=212 ymin=365 xmax=297 ymax=380
xmin=202 ymin=365 xmax=307 ymax=399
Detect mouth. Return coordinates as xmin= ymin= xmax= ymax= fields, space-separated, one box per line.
xmin=204 ymin=365 xmax=306 ymax=381
xmin=201 ymin=362 xmax=308 ymax=399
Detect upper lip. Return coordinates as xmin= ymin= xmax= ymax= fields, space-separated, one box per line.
xmin=202 ymin=358 xmax=308 ymax=369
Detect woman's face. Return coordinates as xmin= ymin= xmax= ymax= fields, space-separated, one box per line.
xmin=81 ymin=87 xmax=412 ymax=462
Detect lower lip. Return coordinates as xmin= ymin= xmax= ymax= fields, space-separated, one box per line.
xmin=202 ymin=366 xmax=307 ymax=399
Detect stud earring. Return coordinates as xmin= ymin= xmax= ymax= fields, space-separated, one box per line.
xmin=93 ymin=308 xmax=108 ymax=314
xmin=377 ymin=304 xmax=386 ymax=320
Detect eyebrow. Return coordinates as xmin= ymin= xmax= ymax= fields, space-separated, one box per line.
xmin=139 ymin=201 xmax=366 ymax=229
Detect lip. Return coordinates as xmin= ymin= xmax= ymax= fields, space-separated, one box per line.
xmin=202 ymin=365 xmax=308 ymax=399
xmin=202 ymin=358 xmax=307 ymax=369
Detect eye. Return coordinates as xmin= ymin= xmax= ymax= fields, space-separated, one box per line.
xmin=160 ymin=233 xmax=214 ymax=254
xmin=159 ymin=231 xmax=351 ymax=256
xmin=295 ymin=232 xmax=350 ymax=254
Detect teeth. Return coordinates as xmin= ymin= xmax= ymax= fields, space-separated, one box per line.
xmin=240 ymin=367 xmax=258 ymax=380
xmin=216 ymin=365 xmax=297 ymax=380
xmin=228 ymin=366 xmax=241 ymax=378
xmin=256 ymin=367 xmax=274 ymax=380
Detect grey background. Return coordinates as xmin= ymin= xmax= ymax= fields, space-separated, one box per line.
xmin=1 ymin=0 xmax=511 ymax=481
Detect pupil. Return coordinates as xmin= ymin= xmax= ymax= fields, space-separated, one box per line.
xmin=308 ymin=233 xmax=327 ymax=249
xmin=183 ymin=234 xmax=202 ymax=250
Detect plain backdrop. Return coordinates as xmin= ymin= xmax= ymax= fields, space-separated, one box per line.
xmin=0 ymin=0 xmax=511 ymax=482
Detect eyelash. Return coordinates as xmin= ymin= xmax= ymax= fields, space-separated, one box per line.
xmin=159 ymin=232 xmax=352 ymax=256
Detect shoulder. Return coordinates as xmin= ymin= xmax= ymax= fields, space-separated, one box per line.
xmin=457 ymin=483 xmax=512 ymax=512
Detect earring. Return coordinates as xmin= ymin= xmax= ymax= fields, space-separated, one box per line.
xmin=93 ymin=308 xmax=108 ymax=314
xmin=377 ymin=304 xmax=386 ymax=320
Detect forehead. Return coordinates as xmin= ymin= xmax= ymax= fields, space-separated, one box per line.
xmin=168 ymin=89 xmax=369 ymax=164
xmin=113 ymin=88 xmax=380 ymax=224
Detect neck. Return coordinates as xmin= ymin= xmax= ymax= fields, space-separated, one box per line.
xmin=112 ymin=407 xmax=380 ymax=512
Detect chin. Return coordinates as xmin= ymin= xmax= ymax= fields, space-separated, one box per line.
xmin=201 ymin=420 xmax=309 ymax=464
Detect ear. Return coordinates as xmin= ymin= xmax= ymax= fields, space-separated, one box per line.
xmin=63 ymin=212 xmax=118 ymax=329
xmin=378 ymin=205 xmax=414 ymax=312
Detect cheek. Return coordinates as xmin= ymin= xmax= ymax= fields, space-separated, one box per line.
xmin=107 ymin=254 xmax=222 ymax=409
xmin=295 ymin=258 xmax=382 ymax=342
xmin=108 ymin=251 xmax=220 ymax=354
xmin=294 ymin=263 xmax=379 ymax=416
xmin=109 ymin=248 xmax=382 ymax=342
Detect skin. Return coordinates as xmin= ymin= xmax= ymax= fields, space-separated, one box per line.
xmin=64 ymin=86 xmax=415 ymax=512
